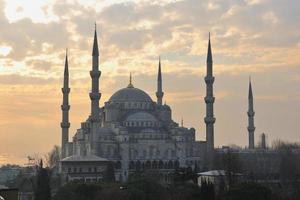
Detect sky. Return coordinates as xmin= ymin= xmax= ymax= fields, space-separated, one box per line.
xmin=0 ymin=0 xmax=299 ymax=165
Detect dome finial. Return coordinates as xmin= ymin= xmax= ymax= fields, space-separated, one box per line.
xmin=181 ymin=117 xmax=184 ymax=127
xmin=128 ymin=72 xmax=134 ymax=88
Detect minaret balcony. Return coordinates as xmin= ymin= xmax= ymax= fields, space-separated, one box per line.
xmin=61 ymin=122 xmax=70 ymax=128
xmin=61 ymin=105 xmax=70 ymax=111
xmin=205 ymin=76 xmax=215 ymax=84
xmin=90 ymin=70 xmax=101 ymax=78
xmin=247 ymin=126 xmax=256 ymax=132
xmin=204 ymin=116 xmax=216 ymax=124
xmin=204 ymin=96 xmax=215 ymax=103
xmin=156 ymin=91 xmax=164 ymax=97
xmin=247 ymin=111 xmax=255 ymax=116
xmin=89 ymin=92 xmax=101 ymax=100
xmin=61 ymin=88 xmax=70 ymax=93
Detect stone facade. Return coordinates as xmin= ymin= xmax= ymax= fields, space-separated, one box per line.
xmin=61 ymin=155 xmax=109 ymax=183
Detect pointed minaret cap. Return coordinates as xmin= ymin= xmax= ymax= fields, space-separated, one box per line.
xmin=207 ymin=32 xmax=212 ymax=63
xmin=92 ymin=23 xmax=99 ymax=56
xmin=248 ymin=76 xmax=253 ymax=99
xmin=64 ymin=48 xmax=69 ymax=75
xmin=128 ymin=72 xmax=134 ymax=88
xmin=158 ymin=56 xmax=162 ymax=81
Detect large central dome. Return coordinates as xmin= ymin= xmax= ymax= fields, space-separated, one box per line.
xmin=109 ymin=86 xmax=153 ymax=103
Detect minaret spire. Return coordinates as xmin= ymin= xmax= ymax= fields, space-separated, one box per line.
xmin=247 ymin=77 xmax=255 ymax=149
xmin=156 ymin=56 xmax=164 ymax=106
xmin=92 ymin=23 xmax=99 ymax=56
xmin=128 ymin=72 xmax=133 ymax=88
xmin=89 ymin=24 xmax=101 ymax=122
xmin=61 ymin=49 xmax=70 ymax=158
xmin=204 ymin=33 xmax=215 ymax=161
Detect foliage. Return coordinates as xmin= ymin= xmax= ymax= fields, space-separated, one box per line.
xmin=223 ymin=183 xmax=272 ymax=200
xmin=173 ymin=167 xmax=198 ymax=184
xmin=200 ymin=179 xmax=215 ymax=200
xmin=103 ymin=162 xmax=115 ymax=182
xmin=34 ymin=160 xmax=51 ymax=200
xmin=53 ymin=182 xmax=102 ymax=200
xmin=53 ymin=176 xmax=207 ymax=200
xmin=45 ymin=145 xmax=61 ymax=169
xmin=169 ymin=182 xmax=202 ymax=200
xmin=213 ymin=150 xmax=242 ymax=187
xmin=126 ymin=177 xmax=169 ymax=200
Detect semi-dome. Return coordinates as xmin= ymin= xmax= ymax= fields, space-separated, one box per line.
xmin=109 ymin=86 xmax=153 ymax=103
xmin=126 ymin=112 xmax=157 ymax=122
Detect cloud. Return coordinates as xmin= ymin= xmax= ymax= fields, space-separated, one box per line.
xmin=262 ymin=11 xmax=279 ymax=25
xmin=0 ymin=0 xmax=299 ymax=164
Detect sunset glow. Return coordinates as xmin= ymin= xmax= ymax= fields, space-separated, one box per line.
xmin=0 ymin=0 xmax=299 ymax=165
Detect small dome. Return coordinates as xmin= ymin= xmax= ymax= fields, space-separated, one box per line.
xmin=109 ymin=86 xmax=153 ymax=103
xmin=126 ymin=112 xmax=157 ymax=122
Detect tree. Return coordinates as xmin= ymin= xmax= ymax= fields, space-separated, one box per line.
xmin=220 ymin=151 xmax=242 ymax=187
xmin=173 ymin=167 xmax=198 ymax=184
xmin=200 ymin=179 xmax=215 ymax=200
xmin=53 ymin=182 xmax=101 ymax=200
xmin=103 ymin=162 xmax=115 ymax=182
xmin=45 ymin=145 xmax=61 ymax=169
xmin=34 ymin=160 xmax=51 ymax=200
xmin=223 ymin=183 xmax=272 ymax=200
xmin=126 ymin=177 xmax=168 ymax=200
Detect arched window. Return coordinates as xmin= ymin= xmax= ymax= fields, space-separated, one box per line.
xmin=149 ymin=147 xmax=153 ymax=157
xmin=145 ymin=161 xmax=151 ymax=169
xmin=158 ymin=160 xmax=164 ymax=169
xmin=168 ymin=161 xmax=173 ymax=169
xmin=136 ymin=161 xmax=141 ymax=171
xmin=129 ymin=161 xmax=135 ymax=170
xmin=152 ymin=161 xmax=158 ymax=169
xmin=115 ymin=161 xmax=122 ymax=169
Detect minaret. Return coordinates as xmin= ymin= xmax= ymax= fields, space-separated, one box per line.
xmin=156 ymin=56 xmax=164 ymax=106
xmin=61 ymin=49 xmax=70 ymax=158
xmin=89 ymin=24 xmax=101 ymax=122
xmin=247 ymin=77 xmax=255 ymax=149
xmin=204 ymin=33 xmax=216 ymax=156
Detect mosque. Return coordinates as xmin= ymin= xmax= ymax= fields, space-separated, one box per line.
xmin=59 ymin=27 xmax=255 ymax=182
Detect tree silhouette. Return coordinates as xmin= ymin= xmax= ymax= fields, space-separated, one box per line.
xmin=34 ymin=160 xmax=51 ymax=200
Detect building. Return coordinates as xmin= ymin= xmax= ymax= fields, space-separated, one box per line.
xmin=60 ymin=27 xmax=210 ymax=182
xmin=61 ymin=155 xmax=109 ymax=182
